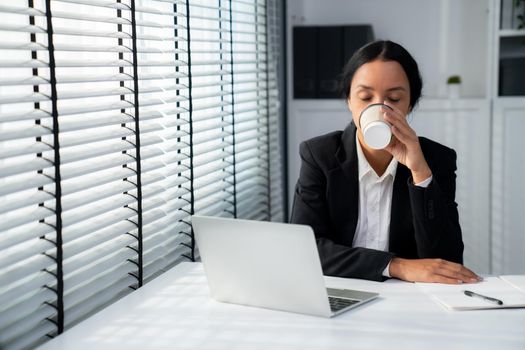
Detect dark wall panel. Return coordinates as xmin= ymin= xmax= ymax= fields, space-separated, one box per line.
xmin=293 ymin=25 xmax=374 ymax=99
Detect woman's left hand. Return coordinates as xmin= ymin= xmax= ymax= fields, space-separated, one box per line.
xmin=381 ymin=104 xmax=432 ymax=184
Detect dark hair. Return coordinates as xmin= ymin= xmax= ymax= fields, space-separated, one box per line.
xmin=339 ymin=40 xmax=423 ymax=109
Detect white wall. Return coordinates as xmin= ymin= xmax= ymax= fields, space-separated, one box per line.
xmin=444 ymin=0 xmax=491 ymax=98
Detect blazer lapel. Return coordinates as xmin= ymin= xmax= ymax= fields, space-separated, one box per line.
xmin=388 ymin=163 xmax=411 ymax=254
xmin=331 ymin=122 xmax=359 ymax=244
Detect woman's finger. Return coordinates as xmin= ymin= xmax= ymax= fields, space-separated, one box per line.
xmin=381 ymin=105 xmax=416 ymax=136
xmin=383 ymin=111 xmax=413 ymax=136
xmin=390 ymin=123 xmax=412 ymax=145
xmin=429 ymin=259 xmax=480 ymax=283
xmin=438 ymin=260 xmax=479 ymax=278
xmin=437 ymin=268 xmax=479 ymax=283
xmin=439 ymin=263 xmax=480 ymax=282
xmin=385 ymin=115 xmax=419 ymax=148
xmin=381 ymin=103 xmax=404 ymax=117
xmin=383 ymin=137 xmax=403 ymax=158
xmin=430 ymin=274 xmax=463 ymax=285
xmin=381 ymin=104 xmax=407 ymax=123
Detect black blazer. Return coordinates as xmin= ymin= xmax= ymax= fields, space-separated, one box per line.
xmin=290 ymin=122 xmax=464 ymax=282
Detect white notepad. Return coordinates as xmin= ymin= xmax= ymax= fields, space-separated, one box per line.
xmin=416 ymin=276 xmax=525 ymax=310
xmin=500 ymin=275 xmax=525 ymax=293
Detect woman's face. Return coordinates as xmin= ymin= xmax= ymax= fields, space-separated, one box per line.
xmin=347 ymin=59 xmax=411 ymax=133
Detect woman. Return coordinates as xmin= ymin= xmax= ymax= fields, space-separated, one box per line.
xmin=291 ymin=40 xmax=481 ymax=284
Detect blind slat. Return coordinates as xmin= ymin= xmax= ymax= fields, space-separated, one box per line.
xmin=63 ymin=236 xmax=136 ymax=276
xmin=0 ymin=174 xmax=54 ymax=197
xmin=0 ymin=206 xmax=55 ymax=233
xmin=64 ymin=264 xmax=136 ymax=314
xmin=60 ymin=135 xmax=162 ymax=164
xmin=0 ymin=244 xmax=56 ymax=284
xmin=0 ymin=156 xmax=54 ymax=178
xmin=0 ymin=190 xmax=54 ymax=217
xmin=62 ymin=208 xmax=138 ymax=243
xmin=64 ymin=277 xmax=135 ymax=327
xmin=61 ymin=182 xmax=132 ymax=212
xmin=0 ymin=303 xmax=56 ymax=344
xmin=0 ymin=124 xmax=52 ymax=142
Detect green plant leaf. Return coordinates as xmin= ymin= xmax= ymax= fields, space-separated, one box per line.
xmin=447 ymin=75 xmax=461 ymax=84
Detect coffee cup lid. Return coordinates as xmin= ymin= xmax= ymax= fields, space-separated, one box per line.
xmin=363 ymin=121 xmax=391 ymax=149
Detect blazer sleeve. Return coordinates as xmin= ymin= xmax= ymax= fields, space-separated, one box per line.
xmin=407 ymin=148 xmax=464 ymax=263
xmin=290 ymin=141 xmax=394 ymax=282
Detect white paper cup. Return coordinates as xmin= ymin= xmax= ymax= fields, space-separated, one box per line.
xmin=359 ymin=103 xmax=393 ymax=149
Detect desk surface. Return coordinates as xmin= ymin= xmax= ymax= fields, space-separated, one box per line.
xmin=38 ymin=262 xmax=525 ymax=350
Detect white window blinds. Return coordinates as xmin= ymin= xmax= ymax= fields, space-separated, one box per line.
xmin=266 ymin=0 xmax=284 ymax=222
xmin=189 ymin=1 xmax=236 ymax=228
xmin=0 ymin=0 xmax=284 ymax=349
xmin=230 ymin=0 xmax=270 ymax=220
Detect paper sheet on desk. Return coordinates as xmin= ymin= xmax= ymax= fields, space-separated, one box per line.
xmin=500 ymin=275 xmax=525 ymax=293
xmin=416 ymin=276 xmax=525 ymax=310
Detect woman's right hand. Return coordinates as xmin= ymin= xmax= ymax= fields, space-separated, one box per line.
xmin=389 ymin=257 xmax=482 ymax=284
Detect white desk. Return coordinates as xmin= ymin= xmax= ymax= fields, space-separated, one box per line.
xmin=38 ymin=262 xmax=525 ymax=350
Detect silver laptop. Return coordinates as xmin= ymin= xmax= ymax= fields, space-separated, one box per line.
xmin=192 ymin=215 xmax=379 ymax=318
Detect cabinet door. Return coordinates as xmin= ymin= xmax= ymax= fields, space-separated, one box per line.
xmin=293 ymin=27 xmax=317 ymax=98
xmin=411 ymin=99 xmax=491 ymax=274
xmin=317 ymin=27 xmax=343 ymax=98
xmin=492 ymin=99 xmax=525 ymax=274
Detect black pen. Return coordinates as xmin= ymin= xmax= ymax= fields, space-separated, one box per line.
xmin=463 ymin=290 xmax=503 ymax=305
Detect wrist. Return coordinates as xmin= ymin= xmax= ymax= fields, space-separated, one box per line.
xmin=411 ymin=164 xmax=432 ymax=184
xmin=389 ymin=257 xmax=406 ymax=280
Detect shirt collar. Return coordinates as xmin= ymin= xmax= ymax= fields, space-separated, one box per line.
xmin=355 ymin=133 xmax=398 ymax=182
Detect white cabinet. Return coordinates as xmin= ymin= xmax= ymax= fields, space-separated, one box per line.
xmin=490 ymin=0 xmax=525 ymax=274
xmin=491 ymin=99 xmax=525 ymax=274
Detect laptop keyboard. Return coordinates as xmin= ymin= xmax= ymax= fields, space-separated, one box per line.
xmin=328 ymin=296 xmax=360 ymax=312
